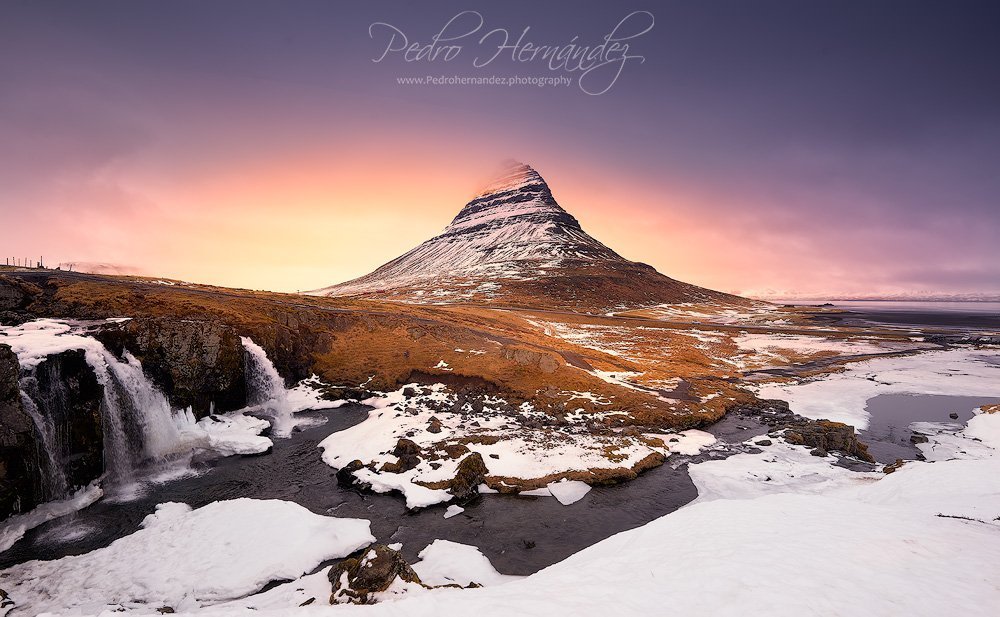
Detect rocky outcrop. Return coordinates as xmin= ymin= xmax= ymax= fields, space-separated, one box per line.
xmin=328 ymin=544 xmax=423 ymax=604
xmin=0 ymin=344 xmax=40 ymax=518
xmin=501 ymin=347 xmax=559 ymax=374
xmin=0 ymin=276 xmax=40 ymax=325
xmin=737 ymin=399 xmax=875 ymax=463
xmin=783 ymin=420 xmax=874 ymax=462
xmin=97 ymin=318 xmax=247 ymax=417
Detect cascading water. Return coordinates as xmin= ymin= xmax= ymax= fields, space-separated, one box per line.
xmin=240 ymin=337 xmax=295 ymax=437
xmin=17 ymin=377 xmax=69 ymax=500
xmin=2 ymin=319 xmax=190 ymax=500
xmin=84 ymin=347 xmax=185 ymax=488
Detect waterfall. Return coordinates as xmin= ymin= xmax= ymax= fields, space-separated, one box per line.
xmin=3 ymin=319 xmax=189 ymax=499
xmin=18 ymin=378 xmax=69 ymax=500
xmin=83 ymin=347 xmax=185 ymax=487
xmin=240 ymin=337 xmax=295 ymax=437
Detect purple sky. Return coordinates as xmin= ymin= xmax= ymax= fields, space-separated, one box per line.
xmin=1 ymin=1 xmax=998 ymax=297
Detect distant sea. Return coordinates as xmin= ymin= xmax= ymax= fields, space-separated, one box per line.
xmin=772 ymin=300 xmax=1000 ymax=315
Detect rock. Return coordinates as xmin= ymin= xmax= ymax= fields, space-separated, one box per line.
xmin=426 ymin=417 xmax=443 ymax=434
xmin=336 ymin=460 xmax=366 ymax=488
xmin=910 ymin=433 xmax=929 ymax=444
xmin=0 ymin=344 xmax=38 ymax=519
xmin=500 ymin=347 xmax=559 ymax=374
xmin=782 ymin=418 xmax=875 ymax=463
xmin=883 ymin=459 xmax=905 ymax=474
xmin=95 ymin=318 xmax=247 ymax=417
xmin=447 ymin=452 xmax=489 ymax=504
xmin=948 ymin=412 xmax=959 ymax=419
xmin=754 ymin=439 xmax=772 ymax=446
xmin=1 ymin=587 xmax=15 ymax=615
xmin=443 ymin=443 xmax=470 ymax=459
xmin=402 ymin=387 xmax=417 ymax=398
xmin=329 ymin=544 xmax=423 ymax=605
xmin=809 ymin=448 xmax=828 ymax=457
xmin=389 ymin=439 xmax=421 ymax=472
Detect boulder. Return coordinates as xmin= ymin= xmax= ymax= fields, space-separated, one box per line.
xmin=329 ymin=544 xmax=423 ymax=604
xmin=426 ymin=417 xmax=443 ymax=434
xmin=336 ymin=460 xmax=366 ymax=488
xmin=379 ymin=439 xmax=421 ymax=473
xmin=447 ymin=452 xmax=489 ymax=504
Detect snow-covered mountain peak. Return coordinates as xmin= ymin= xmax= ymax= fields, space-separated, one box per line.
xmin=309 ymin=161 xmax=746 ymax=310
xmin=445 ymin=161 xmax=578 ymax=234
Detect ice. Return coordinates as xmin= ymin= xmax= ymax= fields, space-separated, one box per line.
xmin=546 ymin=479 xmax=591 ymax=505
xmin=754 ymin=348 xmax=1000 ymax=429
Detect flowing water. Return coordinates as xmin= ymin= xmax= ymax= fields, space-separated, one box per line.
xmin=0 ymin=407 xmax=765 ymax=574
xmin=18 ymin=377 xmax=69 ymax=500
xmin=241 ymin=337 xmax=296 ymax=437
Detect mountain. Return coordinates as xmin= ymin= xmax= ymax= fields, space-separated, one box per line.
xmin=310 ymin=161 xmax=749 ymax=311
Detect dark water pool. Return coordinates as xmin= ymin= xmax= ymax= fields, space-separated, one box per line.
xmin=0 ymin=407 xmax=766 ymax=575
xmin=861 ymin=393 xmax=1000 ymax=463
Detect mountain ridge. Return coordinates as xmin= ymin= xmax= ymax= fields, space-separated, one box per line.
xmin=310 ymin=161 xmax=751 ymax=311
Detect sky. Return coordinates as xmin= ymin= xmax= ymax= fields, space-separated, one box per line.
xmin=1 ymin=0 xmax=998 ymax=298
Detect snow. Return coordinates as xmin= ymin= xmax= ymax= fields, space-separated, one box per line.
xmin=911 ymin=407 xmax=1000 ymax=462
xmin=734 ymin=332 xmax=894 ymax=356
xmin=174 ymin=409 xmax=273 ymax=456
xmin=285 ymin=375 xmax=349 ymax=412
xmin=94 ymin=457 xmax=1000 ymax=617
xmin=661 ymin=429 xmax=716 ymax=455
xmin=0 ymin=484 xmax=103 ymax=554
xmin=318 ymin=385 xmax=708 ymax=502
xmin=966 ymin=408 xmax=1000 ymax=449
xmin=546 ymin=479 xmax=591 ymax=505
xmin=352 ymin=467 xmax=453 ymax=510
xmin=411 ymin=540 xmax=521 ymax=587
xmin=0 ymin=318 xmax=106 ymax=369
xmin=443 ymin=505 xmax=464 ymax=519
xmin=206 ymin=567 xmax=333 ymax=612
xmin=754 ymin=348 xmax=1000 ymax=429
xmin=689 ymin=439 xmax=878 ymax=502
xmin=0 ymin=499 xmax=374 ymax=615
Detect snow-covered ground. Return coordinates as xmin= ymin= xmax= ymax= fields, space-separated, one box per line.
xmin=0 ymin=499 xmax=374 ymax=615
xmin=6 ymin=341 xmax=1000 ymax=616
xmin=318 ymin=385 xmax=716 ymax=508
xmin=40 ymin=416 xmax=999 ymax=616
xmin=755 ymin=348 xmax=1000 ymax=429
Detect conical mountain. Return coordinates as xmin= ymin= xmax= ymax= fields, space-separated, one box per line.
xmin=310 ymin=161 xmax=748 ymax=311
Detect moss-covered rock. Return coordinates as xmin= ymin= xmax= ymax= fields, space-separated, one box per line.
xmin=328 ymin=544 xmax=422 ymax=604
